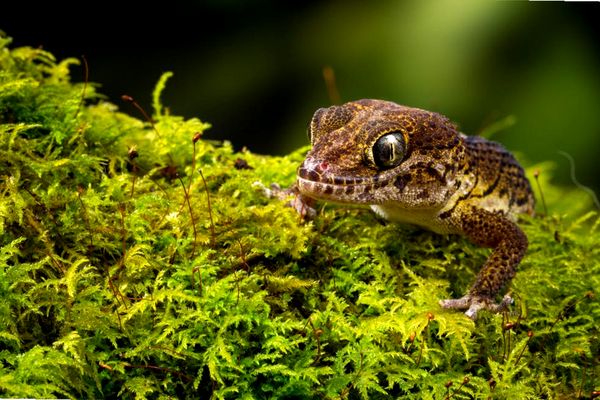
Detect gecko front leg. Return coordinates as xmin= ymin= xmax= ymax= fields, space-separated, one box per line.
xmin=440 ymin=206 xmax=528 ymax=319
xmin=253 ymin=181 xmax=317 ymax=219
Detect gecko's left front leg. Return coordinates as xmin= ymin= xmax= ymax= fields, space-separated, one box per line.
xmin=254 ymin=181 xmax=317 ymax=219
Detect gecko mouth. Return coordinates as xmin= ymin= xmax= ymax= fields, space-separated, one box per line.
xmin=296 ymin=162 xmax=405 ymax=204
xmin=297 ymin=176 xmax=372 ymax=203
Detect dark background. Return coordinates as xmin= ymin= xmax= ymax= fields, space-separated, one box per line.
xmin=2 ymin=1 xmax=600 ymax=196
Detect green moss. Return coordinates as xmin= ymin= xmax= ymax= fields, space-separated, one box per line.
xmin=0 ymin=35 xmax=598 ymax=399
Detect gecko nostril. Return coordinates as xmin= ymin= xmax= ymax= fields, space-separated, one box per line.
xmin=318 ymin=161 xmax=329 ymax=172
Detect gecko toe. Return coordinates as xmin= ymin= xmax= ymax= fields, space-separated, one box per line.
xmin=439 ymin=296 xmax=472 ymax=310
xmin=441 ymin=294 xmax=513 ymax=320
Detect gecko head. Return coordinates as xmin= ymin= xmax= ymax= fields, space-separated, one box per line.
xmin=297 ymin=99 xmax=464 ymax=207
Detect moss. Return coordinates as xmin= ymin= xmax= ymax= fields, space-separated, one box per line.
xmin=0 ymin=35 xmax=598 ymax=399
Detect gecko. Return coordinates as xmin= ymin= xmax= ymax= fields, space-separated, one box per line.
xmin=288 ymin=99 xmax=535 ymax=319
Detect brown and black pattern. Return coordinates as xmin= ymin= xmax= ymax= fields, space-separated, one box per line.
xmin=294 ymin=99 xmax=535 ymax=319
xmin=462 ymin=136 xmax=534 ymax=214
xmin=461 ymin=206 xmax=528 ymax=297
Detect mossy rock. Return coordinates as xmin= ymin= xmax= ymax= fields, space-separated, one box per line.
xmin=0 ymin=34 xmax=598 ymax=399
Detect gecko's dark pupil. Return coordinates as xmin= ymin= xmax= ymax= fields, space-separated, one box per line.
xmin=373 ymin=132 xmax=405 ymax=169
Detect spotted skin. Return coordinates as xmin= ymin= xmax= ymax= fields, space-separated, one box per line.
xmin=295 ymin=99 xmax=535 ymax=319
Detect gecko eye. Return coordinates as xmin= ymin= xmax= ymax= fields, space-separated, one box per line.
xmin=372 ymin=132 xmax=406 ymax=169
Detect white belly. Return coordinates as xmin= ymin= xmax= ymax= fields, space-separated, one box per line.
xmin=370 ymin=204 xmax=454 ymax=234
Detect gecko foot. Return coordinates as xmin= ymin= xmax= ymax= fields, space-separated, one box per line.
xmin=439 ymin=293 xmax=513 ymax=320
xmin=253 ymin=181 xmax=317 ymax=219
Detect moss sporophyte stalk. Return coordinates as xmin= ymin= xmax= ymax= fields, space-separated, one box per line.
xmin=0 ymin=35 xmax=598 ymax=399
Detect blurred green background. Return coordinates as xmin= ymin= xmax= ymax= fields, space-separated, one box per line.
xmin=2 ymin=1 xmax=600 ymax=195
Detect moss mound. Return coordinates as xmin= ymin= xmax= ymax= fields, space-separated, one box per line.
xmin=0 ymin=35 xmax=598 ymax=399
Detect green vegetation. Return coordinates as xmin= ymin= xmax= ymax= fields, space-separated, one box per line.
xmin=0 ymin=36 xmax=598 ymax=399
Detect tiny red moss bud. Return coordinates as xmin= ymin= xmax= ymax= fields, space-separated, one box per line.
xmin=503 ymin=322 xmax=516 ymax=330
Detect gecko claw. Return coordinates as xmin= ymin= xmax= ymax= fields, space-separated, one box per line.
xmin=253 ymin=181 xmax=317 ymax=219
xmin=440 ymin=293 xmax=513 ymax=320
